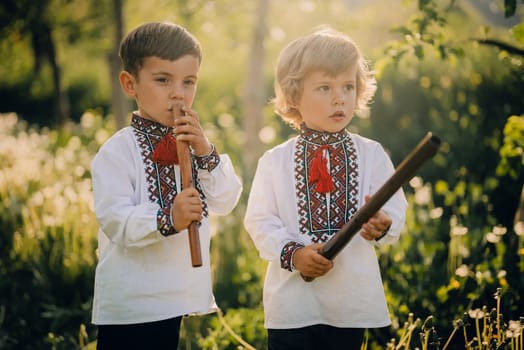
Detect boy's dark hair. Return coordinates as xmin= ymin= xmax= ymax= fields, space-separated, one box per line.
xmin=119 ymin=22 xmax=202 ymax=78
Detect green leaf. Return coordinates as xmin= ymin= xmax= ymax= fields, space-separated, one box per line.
xmin=511 ymin=23 xmax=524 ymax=43
xmin=391 ymin=25 xmax=412 ymax=36
xmin=414 ymin=44 xmax=425 ymax=59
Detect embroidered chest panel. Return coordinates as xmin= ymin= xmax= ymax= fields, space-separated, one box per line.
xmin=294 ymin=128 xmax=359 ymax=243
xmin=130 ymin=115 xmax=208 ymax=217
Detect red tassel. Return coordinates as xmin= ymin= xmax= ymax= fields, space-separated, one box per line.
xmin=308 ymin=145 xmax=334 ymax=193
xmin=152 ymin=133 xmax=179 ymax=165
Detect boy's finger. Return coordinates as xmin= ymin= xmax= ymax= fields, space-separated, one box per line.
xmin=313 ymin=254 xmax=332 ymax=266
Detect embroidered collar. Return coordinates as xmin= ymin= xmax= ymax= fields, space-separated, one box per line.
xmin=130 ymin=113 xmax=172 ymax=137
xmin=299 ymin=123 xmax=349 ymax=145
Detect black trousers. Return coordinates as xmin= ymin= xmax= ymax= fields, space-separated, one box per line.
xmin=96 ymin=316 xmax=182 ymax=350
xmin=268 ymin=325 xmax=365 ymax=350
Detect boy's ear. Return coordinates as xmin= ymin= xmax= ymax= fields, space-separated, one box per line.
xmin=119 ymin=71 xmax=137 ymax=98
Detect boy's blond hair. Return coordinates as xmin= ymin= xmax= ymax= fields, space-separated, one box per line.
xmin=272 ymin=28 xmax=376 ymax=129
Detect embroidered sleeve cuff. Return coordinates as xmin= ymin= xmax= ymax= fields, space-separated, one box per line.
xmin=194 ymin=144 xmax=220 ymax=172
xmin=157 ymin=208 xmax=177 ymax=236
xmin=280 ymin=242 xmax=305 ymax=272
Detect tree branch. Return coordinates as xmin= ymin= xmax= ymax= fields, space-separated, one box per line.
xmin=474 ymin=38 xmax=524 ymax=57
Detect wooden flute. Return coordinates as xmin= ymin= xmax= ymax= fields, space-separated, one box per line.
xmin=173 ymin=103 xmax=203 ymax=267
xmin=302 ymin=132 xmax=441 ymax=282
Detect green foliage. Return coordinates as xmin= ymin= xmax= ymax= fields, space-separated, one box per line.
xmin=381 ymin=1 xmax=461 ymax=64
xmin=496 ymin=115 xmax=524 ymax=179
xmin=211 ymin=219 xmax=265 ymax=310
xmin=513 ymin=22 xmax=524 ymax=42
xmin=0 ymin=1 xmax=523 ymax=349
xmin=196 ymin=308 xmax=266 ymax=350
xmin=383 ymin=289 xmax=523 ymax=350
xmin=357 ymin=1 xmax=524 ymax=347
xmin=0 ymin=112 xmax=113 ymax=349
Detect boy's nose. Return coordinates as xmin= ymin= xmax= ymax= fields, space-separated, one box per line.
xmin=333 ymin=94 xmax=345 ymax=105
xmin=332 ymin=88 xmax=347 ymax=105
xmin=169 ymin=85 xmax=184 ymax=100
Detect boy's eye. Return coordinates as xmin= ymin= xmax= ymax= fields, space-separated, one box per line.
xmin=345 ymin=84 xmax=355 ymax=91
xmin=318 ymin=85 xmax=330 ymax=92
xmin=184 ymin=79 xmax=196 ymax=86
xmin=156 ymin=77 xmax=169 ymax=84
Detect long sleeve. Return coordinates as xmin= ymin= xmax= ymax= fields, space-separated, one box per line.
xmin=92 ymin=129 xmax=242 ymax=249
xmin=92 ymin=130 xmax=162 ymax=248
xmin=244 ymin=146 xmax=301 ymax=262
xmin=197 ymin=154 xmax=242 ymax=216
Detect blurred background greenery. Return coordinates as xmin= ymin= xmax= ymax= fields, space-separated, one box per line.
xmin=0 ymin=0 xmax=523 ymax=349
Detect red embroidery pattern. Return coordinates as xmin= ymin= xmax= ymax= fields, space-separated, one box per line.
xmin=131 ymin=114 xmax=208 ymax=235
xmin=295 ymin=125 xmax=359 ymax=243
xmin=280 ymin=241 xmax=305 ymax=271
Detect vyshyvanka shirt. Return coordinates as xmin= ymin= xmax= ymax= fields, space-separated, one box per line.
xmin=244 ymin=125 xmax=407 ymax=329
xmin=91 ymin=114 xmax=242 ymax=325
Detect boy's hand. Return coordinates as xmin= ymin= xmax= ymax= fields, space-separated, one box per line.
xmin=292 ymin=243 xmax=333 ymax=278
xmin=171 ymin=188 xmax=202 ymax=232
xmin=174 ymin=106 xmax=212 ymax=156
xmin=360 ymin=195 xmax=392 ymax=241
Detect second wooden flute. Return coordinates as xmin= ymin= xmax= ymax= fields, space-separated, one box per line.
xmin=302 ymin=132 xmax=441 ymax=281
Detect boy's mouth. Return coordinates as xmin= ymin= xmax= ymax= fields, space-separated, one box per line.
xmin=330 ymin=111 xmax=345 ymax=118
